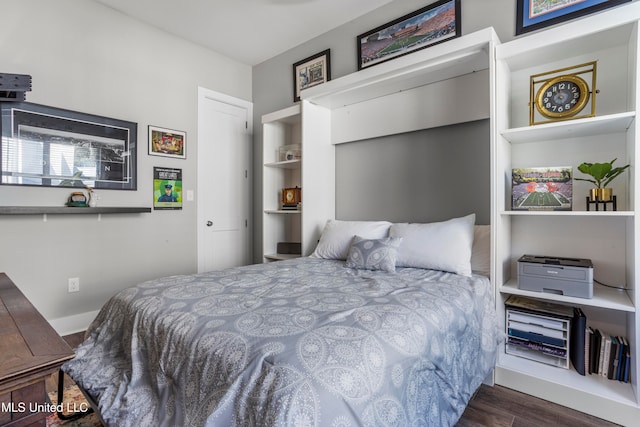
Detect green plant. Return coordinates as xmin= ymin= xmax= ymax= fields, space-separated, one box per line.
xmin=575 ymin=158 xmax=630 ymax=188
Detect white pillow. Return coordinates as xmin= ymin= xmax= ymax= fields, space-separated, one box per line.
xmin=390 ymin=214 xmax=475 ymax=276
xmin=311 ymin=220 xmax=392 ymax=260
xmin=471 ymin=225 xmax=491 ymax=277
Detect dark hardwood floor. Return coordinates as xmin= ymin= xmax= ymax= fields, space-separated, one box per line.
xmin=51 ymin=332 xmax=620 ymax=427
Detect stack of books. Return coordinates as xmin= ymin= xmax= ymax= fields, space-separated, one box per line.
xmin=577 ymin=316 xmax=631 ymax=382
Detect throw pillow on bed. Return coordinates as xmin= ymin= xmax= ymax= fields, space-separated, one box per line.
xmin=345 ymin=235 xmax=403 ymax=272
xmin=390 ymin=213 xmax=475 ymax=276
xmin=311 ymin=219 xmax=392 ymax=260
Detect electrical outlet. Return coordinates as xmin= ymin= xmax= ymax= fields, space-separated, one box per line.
xmin=68 ymin=277 xmax=80 ymax=293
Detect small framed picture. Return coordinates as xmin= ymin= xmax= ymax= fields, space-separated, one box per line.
xmin=516 ymin=0 xmax=631 ymax=35
xmin=357 ymin=0 xmax=460 ymax=70
xmin=293 ymin=49 xmax=331 ymax=102
xmin=153 ymin=167 xmax=182 ymax=210
xmin=512 ymin=167 xmax=573 ymax=211
xmin=148 ymin=125 xmax=186 ymax=159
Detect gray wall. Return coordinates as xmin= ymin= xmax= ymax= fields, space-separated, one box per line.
xmin=252 ymin=0 xmax=515 ymax=260
xmin=336 ymin=120 xmax=490 ymax=225
xmin=0 ymin=0 xmax=251 ymax=329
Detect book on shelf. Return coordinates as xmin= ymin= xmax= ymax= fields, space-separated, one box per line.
xmin=570 ymin=307 xmax=586 ymax=376
xmin=586 ymin=329 xmax=630 ymax=382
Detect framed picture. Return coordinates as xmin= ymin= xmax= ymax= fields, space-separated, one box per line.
xmin=516 ymin=0 xmax=631 ymax=35
xmin=153 ymin=167 xmax=182 ymax=210
xmin=512 ymin=167 xmax=573 ymax=211
xmin=357 ymin=0 xmax=460 ymax=70
xmin=148 ymin=125 xmax=186 ymax=159
xmin=293 ymin=49 xmax=331 ymax=102
xmin=0 ymin=101 xmax=137 ymax=190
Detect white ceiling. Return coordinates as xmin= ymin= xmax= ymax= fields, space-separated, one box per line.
xmin=95 ymin=0 xmax=393 ymax=66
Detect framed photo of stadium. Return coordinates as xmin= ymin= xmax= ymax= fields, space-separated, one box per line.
xmin=357 ymin=0 xmax=460 ymax=70
xmin=516 ymin=0 xmax=630 ymax=35
xmin=293 ymin=49 xmax=331 ymax=102
xmin=512 ymin=167 xmax=573 ymax=211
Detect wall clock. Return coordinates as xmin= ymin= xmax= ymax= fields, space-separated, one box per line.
xmin=529 ymin=61 xmax=598 ymax=125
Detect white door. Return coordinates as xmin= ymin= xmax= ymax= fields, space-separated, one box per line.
xmin=197 ymin=88 xmax=252 ymax=272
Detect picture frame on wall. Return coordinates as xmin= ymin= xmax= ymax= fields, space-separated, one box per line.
xmin=153 ymin=166 xmax=182 ymax=210
xmin=148 ymin=125 xmax=186 ymax=159
xmin=357 ymin=0 xmax=460 ymax=71
xmin=0 ymin=101 xmax=137 ymax=190
xmin=293 ymin=49 xmax=331 ymax=102
xmin=516 ymin=0 xmax=631 ymax=35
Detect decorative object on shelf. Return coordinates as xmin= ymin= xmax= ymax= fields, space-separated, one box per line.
xmin=0 ymin=101 xmax=138 ymax=190
xmin=148 ymin=125 xmax=186 ymax=159
xmin=293 ymin=49 xmax=331 ymax=102
xmin=66 ymin=191 xmax=89 ymax=207
xmin=278 ymin=144 xmax=301 ymax=162
xmin=505 ymin=295 xmax=573 ymax=369
xmin=153 ymin=167 xmax=182 ymax=210
xmin=357 ymin=0 xmax=460 ymax=70
xmin=529 ymin=61 xmax=598 ymax=125
xmin=512 ymin=167 xmax=572 ymax=211
xmin=276 ymin=242 xmax=301 ymax=255
xmin=86 ymin=186 xmax=99 ymax=207
xmin=575 ymin=158 xmax=629 ymax=210
xmin=282 ymin=186 xmax=301 ymax=210
xmin=0 ymin=73 xmax=31 ymax=101
xmin=516 ymin=0 xmax=631 ymax=35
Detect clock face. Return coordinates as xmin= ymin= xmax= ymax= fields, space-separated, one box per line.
xmin=285 ymin=190 xmax=294 ymax=202
xmin=535 ymin=74 xmax=589 ymax=119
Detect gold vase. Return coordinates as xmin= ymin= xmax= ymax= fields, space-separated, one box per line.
xmin=589 ymin=188 xmax=613 ymax=201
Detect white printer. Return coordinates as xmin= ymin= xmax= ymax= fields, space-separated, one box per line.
xmin=517 ymin=255 xmax=594 ymax=299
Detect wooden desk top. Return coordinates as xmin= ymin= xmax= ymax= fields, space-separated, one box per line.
xmin=0 ymin=273 xmax=74 ymax=394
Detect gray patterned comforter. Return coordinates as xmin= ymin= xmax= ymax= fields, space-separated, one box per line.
xmin=63 ymin=257 xmax=500 ymax=427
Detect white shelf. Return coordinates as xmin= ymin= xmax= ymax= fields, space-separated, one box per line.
xmin=501 ymin=112 xmax=636 ymax=144
xmin=264 ymin=159 xmax=301 ymax=169
xmin=501 ymin=210 xmax=633 ymax=217
xmin=501 ymin=280 xmax=634 ymax=312
xmin=264 ymin=253 xmax=301 ymax=261
xmin=303 ymin=27 xmax=498 ymax=109
xmin=264 ymin=209 xmax=301 ymax=214
xmin=498 ymin=353 xmax=636 ymax=406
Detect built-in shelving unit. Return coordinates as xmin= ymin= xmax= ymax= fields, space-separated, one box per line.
xmin=494 ymin=4 xmax=640 ymax=424
xmin=262 ymin=105 xmax=302 ymax=261
xmin=261 ymin=104 xmax=335 ymax=261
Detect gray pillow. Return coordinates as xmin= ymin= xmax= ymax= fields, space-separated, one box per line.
xmin=345 ymin=235 xmax=403 ymax=272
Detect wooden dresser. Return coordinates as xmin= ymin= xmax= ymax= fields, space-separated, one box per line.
xmin=0 ymin=273 xmax=74 ymax=426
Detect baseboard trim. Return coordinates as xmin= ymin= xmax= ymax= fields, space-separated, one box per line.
xmin=49 ymin=310 xmax=100 ymax=336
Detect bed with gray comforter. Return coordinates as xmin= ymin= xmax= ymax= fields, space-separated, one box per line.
xmin=63 ymin=257 xmax=500 ymax=426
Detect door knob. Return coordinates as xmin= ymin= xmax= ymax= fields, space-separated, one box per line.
xmin=206 ymin=221 xmax=213 ymax=227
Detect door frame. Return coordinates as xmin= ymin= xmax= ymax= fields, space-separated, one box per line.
xmin=196 ymin=87 xmax=253 ymax=272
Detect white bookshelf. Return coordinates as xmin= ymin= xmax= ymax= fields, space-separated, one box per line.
xmin=494 ymin=4 xmax=640 ymax=424
xmin=262 ymin=104 xmax=335 ymax=261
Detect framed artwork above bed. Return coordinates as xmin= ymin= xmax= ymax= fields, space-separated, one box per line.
xmin=357 ymin=0 xmax=461 ymax=70
xmin=293 ymin=49 xmax=331 ymax=102
xmin=516 ymin=0 xmax=631 ymax=35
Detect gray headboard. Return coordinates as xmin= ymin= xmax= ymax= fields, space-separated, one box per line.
xmin=335 ymin=119 xmax=490 ymax=225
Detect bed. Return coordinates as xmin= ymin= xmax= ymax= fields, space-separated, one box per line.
xmin=62 ymin=215 xmax=501 ymax=426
